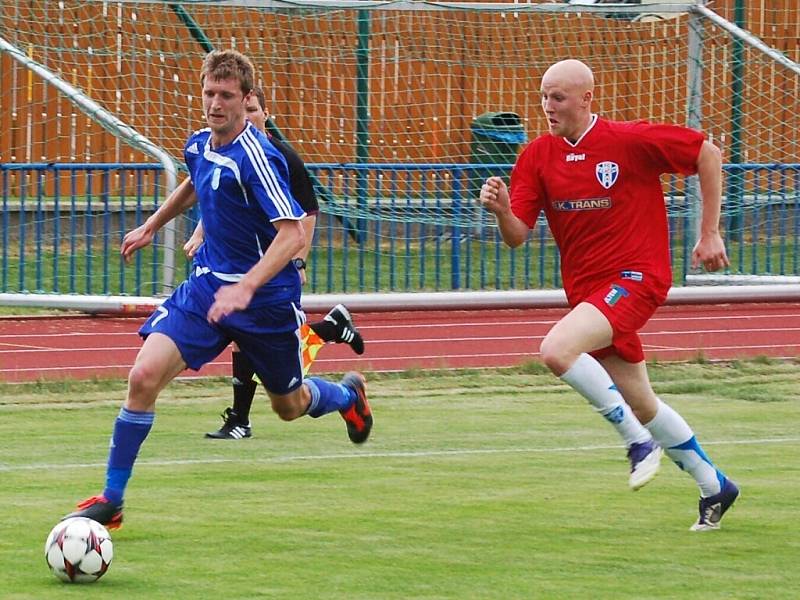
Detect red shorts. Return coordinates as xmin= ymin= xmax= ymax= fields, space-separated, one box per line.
xmin=579 ymin=273 xmax=669 ymax=363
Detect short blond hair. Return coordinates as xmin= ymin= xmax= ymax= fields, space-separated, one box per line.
xmin=200 ymin=49 xmax=254 ymax=95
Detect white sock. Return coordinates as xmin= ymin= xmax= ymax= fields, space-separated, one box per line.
xmin=560 ymin=353 xmax=651 ymax=447
xmin=643 ymin=398 xmax=722 ymax=497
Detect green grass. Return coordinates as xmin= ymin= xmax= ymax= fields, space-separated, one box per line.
xmin=1 ymin=362 xmax=799 ymax=599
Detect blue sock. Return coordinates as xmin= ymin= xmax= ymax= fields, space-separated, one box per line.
xmin=103 ymin=407 xmax=154 ymax=505
xmin=304 ymin=377 xmax=356 ymax=418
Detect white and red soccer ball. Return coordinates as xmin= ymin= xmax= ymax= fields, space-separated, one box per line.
xmin=44 ymin=517 xmax=113 ymax=583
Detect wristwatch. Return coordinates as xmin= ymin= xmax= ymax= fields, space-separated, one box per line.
xmin=291 ymin=257 xmax=307 ymax=270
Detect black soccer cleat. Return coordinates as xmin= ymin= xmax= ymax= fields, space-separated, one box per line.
xmin=205 ymin=407 xmax=252 ymax=440
xmin=65 ymin=495 xmax=124 ymax=530
xmin=324 ymin=304 xmax=365 ymax=355
xmin=339 ymin=372 xmax=373 ymax=444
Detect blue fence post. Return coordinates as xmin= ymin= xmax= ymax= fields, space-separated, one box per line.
xmin=151 ymin=170 xmax=160 ymax=296
xmin=794 ymin=169 xmax=799 ymax=274
xmin=134 ymin=169 xmax=143 ymax=294
xmin=69 ymin=169 xmax=77 ymax=293
xmin=389 ymin=170 xmax=398 ymax=291
xmin=53 ymin=168 xmax=61 ymax=292
xmin=373 ymin=170 xmax=382 ymax=291
xmin=35 ymin=169 xmax=44 ymax=291
xmin=85 ymin=171 xmax=93 ymax=294
xmin=102 ymin=169 xmax=111 ymax=294
xmin=451 ymin=168 xmax=462 ymax=290
xmin=119 ymin=170 xmax=127 ymax=294
xmin=18 ymin=171 xmax=27 ymax=291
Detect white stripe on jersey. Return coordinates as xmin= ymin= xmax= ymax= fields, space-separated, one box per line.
xmin=291 ymin=301 xmax=306 ymax=327
xmin=202 ymin=141 xmax=249 ymax=203
xmin=239 ymin=128 xmax=296 ymax=218
xmin=255 ymin=232 xmax=265 ymax=258
xmin=211 ymin=271 xmax=245 ymax=282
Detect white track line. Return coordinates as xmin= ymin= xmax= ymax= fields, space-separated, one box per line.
xmin=3 ymin=311 xmax=798 ymax=338
xmin=2 ymin=325 xmax=799 ymax=356
xmin=0 ymin=346 xmax=142 ymax=354
xmin=0 ymin=331 xmax=138 ymax=339
xmin=1 ymin=436 xmax=797 ymax=473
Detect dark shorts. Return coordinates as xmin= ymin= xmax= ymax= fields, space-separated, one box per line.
xmin=138 ymin=274 xmax=305 ymax=394
xmin=581 ymin=272 xmax=669 ymax=364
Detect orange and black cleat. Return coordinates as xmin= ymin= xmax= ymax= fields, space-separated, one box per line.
xmin=339 ymin=372 xmax=373 ymax=444
xmin=64 ymin=495 xmax=124 ymax=530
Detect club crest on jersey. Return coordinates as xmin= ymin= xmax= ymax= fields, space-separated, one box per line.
xmin=595 ymin=161 xmax=619 ymax=189
xmin=211 ymin=167 xmax=221 ymax=190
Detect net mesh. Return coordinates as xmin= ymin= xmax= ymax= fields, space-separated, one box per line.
xmin=0 ymin=0 xmax=798 ymax=296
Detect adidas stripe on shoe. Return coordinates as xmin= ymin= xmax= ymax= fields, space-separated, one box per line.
xmin=205 ymin=407 xmax=252 ymax=440
xmin=323 ymin=304 xmax=365 ymax=355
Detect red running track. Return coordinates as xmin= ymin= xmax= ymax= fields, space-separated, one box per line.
xmin=1 ymin=303 xmax=799 ymax=382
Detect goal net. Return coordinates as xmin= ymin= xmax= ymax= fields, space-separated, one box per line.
xmin=0 ymin=0 xmax=798 ymax=309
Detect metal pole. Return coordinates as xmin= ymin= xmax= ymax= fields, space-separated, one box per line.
xmin=727 ymin=0 xmax=746 ymax=235
xmin=167 ymin=3 xmax=215 ymax=53
xmin=0 ymin=34 xmax=178 ymax=292
xmin=355 ymin=9 xmax=371 ymax=253
xmin=684 ymin=2 xmax=705 ymax=282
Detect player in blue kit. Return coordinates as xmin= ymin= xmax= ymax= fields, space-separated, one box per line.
xmin=64 ymin=49 xmax=373 ymax=530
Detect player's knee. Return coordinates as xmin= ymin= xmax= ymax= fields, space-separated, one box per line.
xmin=270 ymin=396 xmax=304 ymax=421
xmin=539 ymin=337 xmax=572 ymax=375
xmin=126 ymin=362 xmax=161 ymax=407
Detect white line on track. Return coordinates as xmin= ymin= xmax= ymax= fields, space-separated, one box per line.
xmin=0 ymin=342 xmax=54 ymax=350
xmin=0 ymin=331 xmax=137 ymax=339
xmin=0 ymin=346 xmax=142 ymax=355
xmin=1 ymin=437 xmax=797 ymax=473
xmin=3 ymin=311 xmax=798 ymax=338
xmin=2 ymin=326 xmax=798 ymax=356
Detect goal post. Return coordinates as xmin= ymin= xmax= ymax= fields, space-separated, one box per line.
xmin=0 ymin=0 xmax=798 ymax=311
xmin=0 ymin=30 xmax=180 ymax=294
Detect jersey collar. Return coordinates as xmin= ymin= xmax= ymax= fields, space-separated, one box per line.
xmin=562 ymin=114 xmax=598 ymax=148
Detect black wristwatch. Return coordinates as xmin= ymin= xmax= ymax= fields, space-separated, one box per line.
xmin=291 ymin=257 xmax=307 ymax=270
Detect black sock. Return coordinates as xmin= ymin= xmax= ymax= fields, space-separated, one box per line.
xmin=231 ymin=351 xmax=257 ymax=423
xmin=309 ymin=319 xmax=336 ymax=343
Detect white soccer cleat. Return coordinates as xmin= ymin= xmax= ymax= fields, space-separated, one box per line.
xmin=627 ymin=440 xmax=663 ymax=491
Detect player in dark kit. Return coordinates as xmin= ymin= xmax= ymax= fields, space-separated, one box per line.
xmin=181 ymin=86 xmax=365 ymax=440
xmin=480 ymin=59 xmax=738 ymax=531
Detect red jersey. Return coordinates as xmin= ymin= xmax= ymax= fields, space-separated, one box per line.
xmin=509 ymin=116 xmax=704 ymax=302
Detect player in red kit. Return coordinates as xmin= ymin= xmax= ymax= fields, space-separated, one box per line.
xmin=480 ymin=59 xmax=739 ymax=531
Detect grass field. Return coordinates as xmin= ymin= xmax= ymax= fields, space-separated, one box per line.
xmin=1 ymin=361 xmax=799 ymax=599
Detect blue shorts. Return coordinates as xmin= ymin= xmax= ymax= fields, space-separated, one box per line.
xmin=139 ymin=273 xmax=306 ymax=394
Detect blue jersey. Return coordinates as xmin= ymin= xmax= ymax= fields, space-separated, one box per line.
xmin=183 ymin=122 xmax=306 ymax=305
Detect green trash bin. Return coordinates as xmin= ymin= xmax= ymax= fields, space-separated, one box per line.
xmin=469 ymin=111 xmax=527 ymax=197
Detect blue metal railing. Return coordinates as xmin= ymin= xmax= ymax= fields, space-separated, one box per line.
xmin=1 ymin=162 xmax=798 ymax=296
xmin=1 ymin=163 xmax=165 ymax=296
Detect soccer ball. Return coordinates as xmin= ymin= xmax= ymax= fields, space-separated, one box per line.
xmin=44 ymin=517 xmax=113 ymax=583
